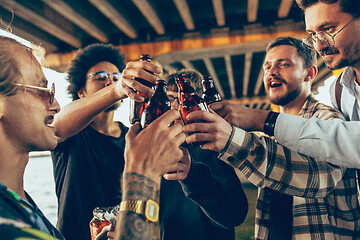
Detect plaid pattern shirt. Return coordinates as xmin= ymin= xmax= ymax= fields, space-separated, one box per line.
xmin=219 ymin=95 xmax=360 ymax=240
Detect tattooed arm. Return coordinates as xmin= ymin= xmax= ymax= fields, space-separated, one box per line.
xmin=115 ymin=110 xmax=186 ymax=240
xmin=116 ymin=173 xmax=158 ymax=240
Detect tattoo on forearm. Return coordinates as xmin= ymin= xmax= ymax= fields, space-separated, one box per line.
xmin=115 ymin=172 xmax=158 ymax=240
xmin=122 ymin=172 xmax=157 ymax=200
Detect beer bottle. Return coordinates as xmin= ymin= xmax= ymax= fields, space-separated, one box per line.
xmin=141 ymin=80 xmax=171 ymax=129
xmin=201 ymin=75 xmax=221 ymax=104
xmin=175 ymin=73 xmax=209 ymax=126
xmin=129 ymin=54 xmax=156 ymax=124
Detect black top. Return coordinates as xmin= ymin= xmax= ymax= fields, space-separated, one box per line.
xmin=51 ymin=122 xmax=128 ymax=240
xmin=159 ymin=146 xmax=248 ymax=240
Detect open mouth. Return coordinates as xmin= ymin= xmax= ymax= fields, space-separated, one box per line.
xmin=45 ymin=115 xmax=54 ymax=126
xmin=269 ymin=80 xmax=283 ymax=88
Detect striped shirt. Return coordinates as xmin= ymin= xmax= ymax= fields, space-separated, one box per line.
xmin=219 ymin=95 xmax=360 ymax=239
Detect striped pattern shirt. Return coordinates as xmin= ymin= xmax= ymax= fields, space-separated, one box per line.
xmin=219 ymin=95 xmax=360 ymax=239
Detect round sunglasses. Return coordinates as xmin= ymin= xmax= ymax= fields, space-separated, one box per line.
xmin=88 ymin=71 xmax=122 ymax=82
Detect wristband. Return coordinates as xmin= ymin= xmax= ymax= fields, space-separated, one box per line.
xmin=263 ymin=111 xmax=279 ymax=136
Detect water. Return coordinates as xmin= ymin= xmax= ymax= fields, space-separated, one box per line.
xmin=24 ymin=153 xmax=58 ymax=226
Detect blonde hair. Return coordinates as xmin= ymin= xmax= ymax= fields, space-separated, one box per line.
xmin=0 ymin=36 xmax=39 ymax=96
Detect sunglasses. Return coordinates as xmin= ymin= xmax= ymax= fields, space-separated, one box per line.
xmin=88 ymin=71 xmax=122 ymax=82
xmin=13 ymin=82 xmax=55 ymax=105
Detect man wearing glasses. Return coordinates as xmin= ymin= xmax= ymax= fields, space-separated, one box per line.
xmin=0 ymin=36 xmax=186 ymax=240
xmin=207 ymin=2 xmax=360 ymax=169
xmin=51 ymin=43 xmax=160 ymax=240
xmin=0 ymin=36 xmax=63 ymax=239
xmin=267 ymin=1 xmax=360 ymax=168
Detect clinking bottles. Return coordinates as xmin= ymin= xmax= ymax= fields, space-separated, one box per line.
xmin=129 ymin=54 xmax=156 ymax=124
xmin=201 ymin=76 xmax=221 ymax=104
xmin=175 ymin=73 xmax=209 ymax=126
xmin=141 ymin=80 xmax=171 ymax=129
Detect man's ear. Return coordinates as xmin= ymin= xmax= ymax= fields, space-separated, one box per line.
xmin=305 ymin=65 xmax=318 ymax=82
xmin=77 ymin=88 xmax=86 ymax=99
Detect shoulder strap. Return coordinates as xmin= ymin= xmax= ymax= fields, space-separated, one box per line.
xmin=335 ymin=72 xmax=343 ymax=112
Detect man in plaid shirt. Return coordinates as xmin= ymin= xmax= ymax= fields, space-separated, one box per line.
xmin=183 ymin=37 xmax=360 ymax=239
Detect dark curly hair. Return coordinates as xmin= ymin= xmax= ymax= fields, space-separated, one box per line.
xmin=296 ymin=0 xmax=360 ymax=17
xmin=67 ymin=43 xmax=126 ymax=100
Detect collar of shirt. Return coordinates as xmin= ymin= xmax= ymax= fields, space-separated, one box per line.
xmin=339 ymin=67 xmax=357 ymax=96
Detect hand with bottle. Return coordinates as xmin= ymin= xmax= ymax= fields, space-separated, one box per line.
xmin=182 ymin=109 xmax=233 ymax=153
xmin=210 ymin=100 xmax=269 ymax=132
xmin=124 ymin=110 xmax=187 ymax=180
xmin=119 ymin=59 xmax=160 ymax=103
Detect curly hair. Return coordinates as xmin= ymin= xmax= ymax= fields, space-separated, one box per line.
xmin=165 ymin=69 xmax=204 ymax=95
xmin=296 ymin=0 xmax=360 ymax=17
xmin=66 ymin=43 xmax=126 ymax=100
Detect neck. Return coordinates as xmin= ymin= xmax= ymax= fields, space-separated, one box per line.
xmin=90 ymin=110 xmax=121 ymax=137
xmin=0 ymin=145 xmax=28 ymax=200
xmin=280 ymin=93 xmax=310 ymax=116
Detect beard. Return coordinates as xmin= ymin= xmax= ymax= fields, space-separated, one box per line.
xmin=268 ymin=87 xmax=302 ymax=106
xmin=322 ymin=42 xmax=360 ymax=70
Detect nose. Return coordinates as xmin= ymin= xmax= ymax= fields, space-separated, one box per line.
xmin=104 ymin=75 xmax=115 ymax=87
xmin=266 ymin=64 xmax=279 ymax=77
xmin=314 ymin=38 xmax=328 ymax=53
xmin=50 ymin=97 xmax=61 ymax=114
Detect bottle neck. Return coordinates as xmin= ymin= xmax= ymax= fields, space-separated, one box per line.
xmin=203 ymin=81 xmax=215 ymax=90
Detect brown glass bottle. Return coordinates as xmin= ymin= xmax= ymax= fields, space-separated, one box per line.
xmin=140 ymin=80 xmax=171 ymax=129
xmin=201 ymin=75 xmax=221 ymax=104
xmin=175 ymin=73 xmax=209 ymax=125
xmin=129 ymin=54 xmax=156 ymax=124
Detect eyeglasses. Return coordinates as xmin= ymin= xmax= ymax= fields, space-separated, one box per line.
xmin=13 ymin=82 xmax=55 ymax=105
xmin=88 ymin=71 xmax=122 ymax=82
xmin=302 ymin=16 xmax=358 ymax=49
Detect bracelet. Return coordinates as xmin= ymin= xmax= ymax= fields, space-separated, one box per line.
xmin=263 ymin=111 xmax=279 ymax=136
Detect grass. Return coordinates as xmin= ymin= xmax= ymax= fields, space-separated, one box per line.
xmin=235 ymin=183 xmax=257 ymax=240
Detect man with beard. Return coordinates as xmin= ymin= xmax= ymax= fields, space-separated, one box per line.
xmin=182 ymin=37 xmax=360 ymax=239
xmin=51 ymin=43 xmax=160 ymax=240
xmin=204 ymin=0 xmax=360 ymax=169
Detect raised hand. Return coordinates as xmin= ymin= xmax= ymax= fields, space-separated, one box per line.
xmin=183 ymin=109 xmax=232 ymax=152
xmin=124 ymin=109 xmax=186 ymax=180
xmin=210 ymin=100 xmax=269 ymax=132
xmin=116 ymin=60 xmax=161 ymax=102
